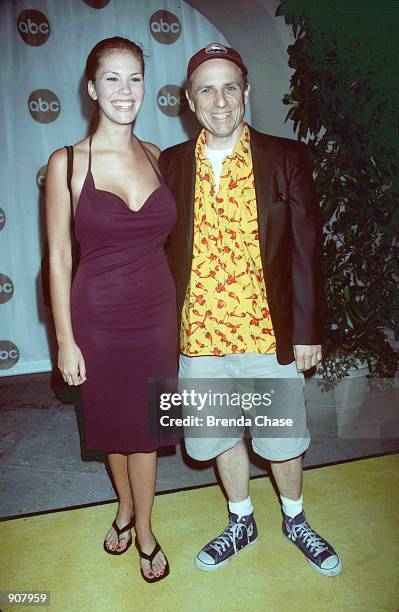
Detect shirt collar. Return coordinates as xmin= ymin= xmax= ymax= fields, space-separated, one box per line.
xmin=195 ymin=123 xmax=251 ymax=166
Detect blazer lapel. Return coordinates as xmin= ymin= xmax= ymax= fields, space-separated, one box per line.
xmin=181 ymin=144 xmax=196 ymax=258
xmin=249 ymin=127 xmax=275 ymax=255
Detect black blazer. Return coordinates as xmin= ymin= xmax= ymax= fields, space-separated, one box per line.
xmin=159 ymin=125 xmax=324 ymax=365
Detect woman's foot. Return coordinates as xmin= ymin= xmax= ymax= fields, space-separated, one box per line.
xmin=135 ymin=530 xmax=168 ymax=580
xmin=104 ymin=504 xmax=134 ymax=553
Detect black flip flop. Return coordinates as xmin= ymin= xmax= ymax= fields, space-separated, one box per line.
xmin=135 ymin=537 xmax=170 ymax=583
xmin=104 ymin=518 xmax=135 ymax=555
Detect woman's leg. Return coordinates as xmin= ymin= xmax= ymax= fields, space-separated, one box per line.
xmin=104 ymin=453 xmax=134 ymax=552
xmin=128 ymin=451 xmax=167 ymax=579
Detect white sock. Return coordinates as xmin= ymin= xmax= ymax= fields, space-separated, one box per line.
xmin=228 ymin=496 xmax=254 ymax=519
xmin=280 ymin=494 xmax=303 ymax=518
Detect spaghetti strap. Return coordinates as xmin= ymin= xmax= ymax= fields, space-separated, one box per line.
xmin=138 ymin=139 xmax=162 ymax=181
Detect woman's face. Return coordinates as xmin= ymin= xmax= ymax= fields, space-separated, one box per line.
xmin=88 ymin=50 xmax=144 ymax=125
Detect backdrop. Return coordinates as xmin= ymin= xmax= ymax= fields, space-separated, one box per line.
xmin=0 ymin=0 xmax=256 ymax=376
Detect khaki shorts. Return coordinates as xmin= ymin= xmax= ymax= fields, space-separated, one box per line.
xmin=178 ymin=352 xmax=310 ymax=462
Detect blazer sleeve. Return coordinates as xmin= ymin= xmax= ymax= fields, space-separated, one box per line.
xmin=158 ymin=149 xmax=177 ymax=278
xmin=289 ymin=143 xmax=324 ymax=345
xmin=158 ymin=150 xmax=167 ymax=177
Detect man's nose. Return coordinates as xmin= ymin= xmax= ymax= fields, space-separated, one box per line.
xmin=214 ymin=90 xmax=227 ymax=108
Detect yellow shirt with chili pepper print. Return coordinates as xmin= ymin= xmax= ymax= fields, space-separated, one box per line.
xmin=180 ymin=124 xmax=276 ymax=356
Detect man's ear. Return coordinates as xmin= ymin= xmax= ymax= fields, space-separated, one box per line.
xmin=244 ymin=82 xmax=251 ymax=105
xmin=88 ymin=80 xmax=97 ymax=101
xmin=185 ymin=89 xmax=195 ymax=113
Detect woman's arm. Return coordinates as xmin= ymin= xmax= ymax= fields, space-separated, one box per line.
xmin=46 ymin=148 xmax=86 ymax=386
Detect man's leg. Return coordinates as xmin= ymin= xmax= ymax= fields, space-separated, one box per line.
xmin=269 ymin=453 xmax=342 ymax=577
xmin=269 ymin=454 xmax=303 ymax=500
xmin=195 ymin=438 xmax=258 ymax=571
xmin=179 ymin=354 xmax=259 ymax=571
xmin=270 ymin=454 xmax=305 ymax=521
xmin=216 ymin=438 xmax=249 ymax=501
xmin=249 ymin=353 xmax=342 ymax=577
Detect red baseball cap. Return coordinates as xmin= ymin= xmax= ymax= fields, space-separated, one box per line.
xmin=187 ymin=43 xmax=248 ymax=80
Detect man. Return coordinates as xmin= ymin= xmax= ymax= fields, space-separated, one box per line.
xmin=159 ymin=43 xmax=341 ymax=576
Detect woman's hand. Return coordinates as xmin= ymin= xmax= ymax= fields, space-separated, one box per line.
xmin=58 ymin=341 xmax=87 ymax=385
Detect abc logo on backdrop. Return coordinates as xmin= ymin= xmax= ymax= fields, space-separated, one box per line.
xmin=157 ymin=85 xmax=188 ymax=117
xmin=0 ymin=341 xmax=20 ymax=370
xmin=36 ymin=166 xmax=47 ymax=192
xmin=17 ymin=10 xmax=50 ymax=46
xmin=0 ymin=274 xmax=14 ymax=304
xmin=28 ymin=90 xmax=61 ymax=124
xmin=150 ymin=10 xmax=181 ymax=44
xmin=82 ymin=0 xmax=111 ymax=8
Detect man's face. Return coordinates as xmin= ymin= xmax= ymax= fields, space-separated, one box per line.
xmin=186 ymin=59 xmax=249 ymax=140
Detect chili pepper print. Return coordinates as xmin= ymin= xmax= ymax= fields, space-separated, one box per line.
xmin=205 ymin=331 xmax=213 ymax=344
xmin=230 ymin=307 xmax=246 ymax=319
xmin=247 ymin=313 xmax=264 ymax=326
xmin=261 ymin=327 xmax=274 ymax=335
xmin=198 ymin=270 xmax=217 ymax=280
xmin=215 ymin=329 xmax=229 ymax=345
xmin=224 ymin=322 xmax=242 ymax=334
xmin=212 ymin=347 xmax=223 ymax=356
xmin=181 ymin=125 xmax=276 ymax=357
xmin=192 ymin=292 xmax=206 ymax=306
xmin=228 ymin=291 xmax=240 ymax=304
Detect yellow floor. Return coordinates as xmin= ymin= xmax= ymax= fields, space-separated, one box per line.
xmin=1 ymin=455 xmax=398 ymax=612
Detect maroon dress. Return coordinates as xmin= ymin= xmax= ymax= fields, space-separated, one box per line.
xmin=71 ymin=136 xmax=178 ymax=453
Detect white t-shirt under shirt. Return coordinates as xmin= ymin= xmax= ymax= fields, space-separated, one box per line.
xmin=205 ymin=145 xmax=233 ymax=191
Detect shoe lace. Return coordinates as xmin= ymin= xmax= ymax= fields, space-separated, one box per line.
xmin=209 ymin=520 xmax=247 ymax=556
xmin=290 ymin=520 xmax=328 ymax=556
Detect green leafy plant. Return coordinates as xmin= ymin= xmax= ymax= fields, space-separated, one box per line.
xmin=276 ymin=0 xmax=399 ymax=379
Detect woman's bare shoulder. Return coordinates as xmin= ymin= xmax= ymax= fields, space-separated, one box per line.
xmin=47 ymin=147 xmax=68 ymax=174
xmin=141 ymin=140 xmax=161 ymax=160
xmin=48 ymin=137 xmax=89 ymax=165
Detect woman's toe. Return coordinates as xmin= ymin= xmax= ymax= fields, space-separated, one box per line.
xmin=105 ymin=530 xmax=117 ymax=550
xmin=141 ymin=560 xmax=155 ymax=579
xmin=152 ymin=552 xmax=165 ymax=575
xmin=116 ymin=537 xmax=128 ymax=552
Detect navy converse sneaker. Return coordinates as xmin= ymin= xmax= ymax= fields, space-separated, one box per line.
xmin=282 ymin=511 xmax=342 ymax=576
xmin=195 ymin=512 xmax=259 ymax=571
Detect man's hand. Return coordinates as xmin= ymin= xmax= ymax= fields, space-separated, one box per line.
xmin=293 ymin=345 xmax=322 ymax=373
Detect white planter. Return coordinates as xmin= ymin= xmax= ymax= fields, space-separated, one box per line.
xmin=305 ymin=362 xmax=369 ymax=438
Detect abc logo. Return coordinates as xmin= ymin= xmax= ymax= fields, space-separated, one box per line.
xmin=0 ymin=208 xmax=5 ymax=231
xmin=157 ymin=85 xmax=188 ymax=117
xmin=36 ymin=165 xmax=47 ymax=192
xmin=150 ymin=10 xmax=181 ymax=44
xmin=0 ymin=340 xmax=20 ymax=370
xmin=0 ymin=274 xmax=14 ymax=304
xmin=29 ymin=90 xmax=61 ymax=124
xmin=82 ymin=0 xmax=110 ymax=8
xmin=17 ymin=10 xmax=50 ymax=46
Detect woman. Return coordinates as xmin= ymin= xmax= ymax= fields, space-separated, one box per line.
xmin=46 ymin=37 xmax=177 ymax=583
